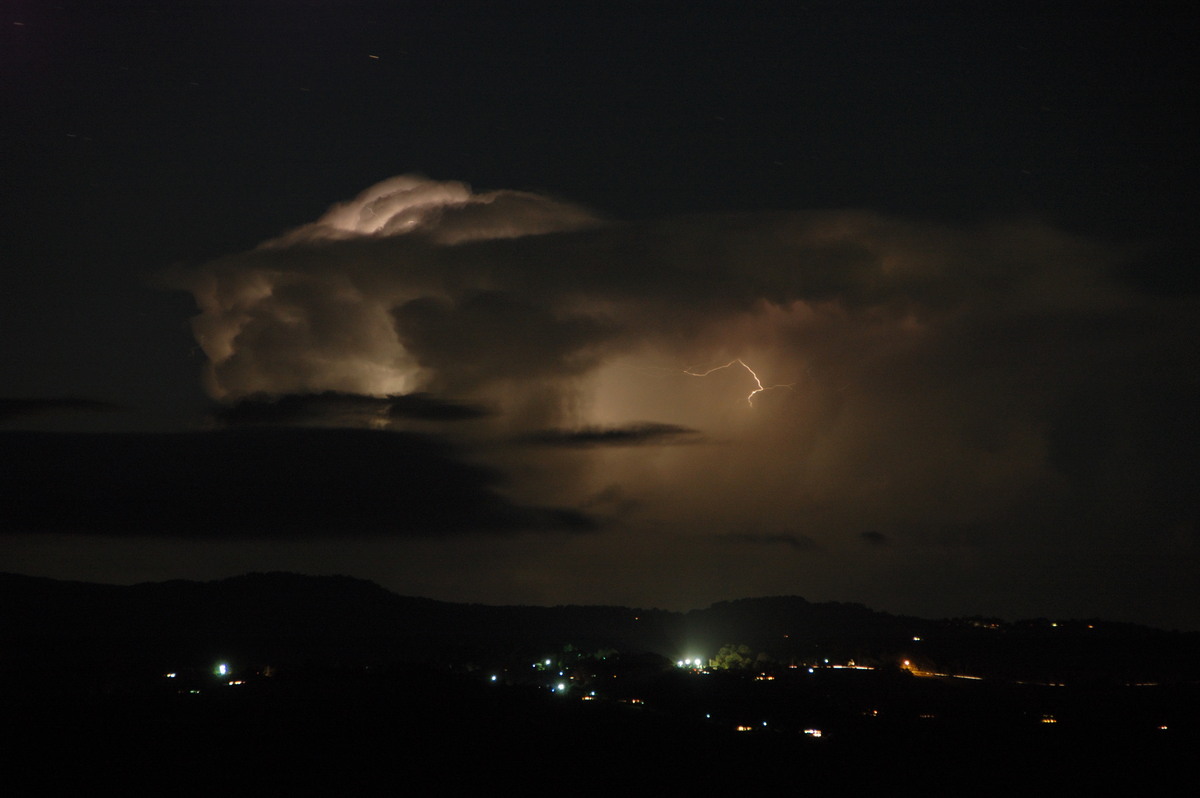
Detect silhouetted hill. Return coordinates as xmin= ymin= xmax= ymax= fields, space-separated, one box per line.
xmin=0 ymin=571 xmax=670 ymax=670
xmin=2 ymin=572 xmax=1198 ymax=686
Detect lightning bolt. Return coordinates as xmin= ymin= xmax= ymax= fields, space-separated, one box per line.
xmin=683 ymin=359 xmax=792 ymax=406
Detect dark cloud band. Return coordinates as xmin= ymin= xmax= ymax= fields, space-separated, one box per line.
xmin=517 ymin=422 xmax=700 ymax=447
xmin=0 ymin=429 xmax=592 ymax=538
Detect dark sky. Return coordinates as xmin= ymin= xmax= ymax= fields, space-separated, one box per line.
xmin=2 ymin=1 xmax=1197 ymax=628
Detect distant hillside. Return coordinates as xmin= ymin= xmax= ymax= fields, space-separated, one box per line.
xmin=2 ymin=571 xmax=1197 ymax=685
xmin=0 ymin=571 xmax=670 ymax=667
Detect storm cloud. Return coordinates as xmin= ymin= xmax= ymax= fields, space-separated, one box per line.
xmin=213 ymin=391 xmax=488 ymax=427
xmin=151 ymin=176 xmax=1200 ymax=620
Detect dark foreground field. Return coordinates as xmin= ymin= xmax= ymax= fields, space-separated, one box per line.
xmin=4 ymin=573 xmax=1196 ymax=792
xmin=4 ymin=664 xmax=1194 ymax=794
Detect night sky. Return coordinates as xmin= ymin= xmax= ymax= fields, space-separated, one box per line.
xmin=2 ymin=1 xmax=1197 ymax=629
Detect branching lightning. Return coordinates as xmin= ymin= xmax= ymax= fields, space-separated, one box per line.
xmin=684 ymin=359 xmax=792 ymax=406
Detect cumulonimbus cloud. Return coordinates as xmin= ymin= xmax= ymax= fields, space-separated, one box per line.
xmin=169 ymin=175 xmax=1124 ymax=407
xmin=165 ymin=176 xmax=1198 ymax=560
